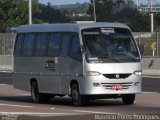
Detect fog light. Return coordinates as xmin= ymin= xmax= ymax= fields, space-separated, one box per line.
xmin=134 ymin=82 xmax=140 ymax=86
xmin=93 ymin=83 xmax=100 ymax=87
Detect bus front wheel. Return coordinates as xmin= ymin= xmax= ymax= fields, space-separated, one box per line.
xmin=71 ymin=83 xmax=87 ymax=106
xmin=122 ymin=94 xmax=135 ymax=105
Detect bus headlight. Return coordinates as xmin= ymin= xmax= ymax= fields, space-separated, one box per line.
xmin=134 ymin=71 xmax=142 ymax=76
xmin=85 ymin=71 xmax=101 ymax=76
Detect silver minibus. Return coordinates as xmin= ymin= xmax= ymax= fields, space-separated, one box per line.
xmin=13 ymin=23 xmax=142 ymax=106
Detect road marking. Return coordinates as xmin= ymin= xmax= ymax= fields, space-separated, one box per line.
xmin=0 ymin=70 xmax=13 ymax=73
xmin=0 ymin=104 xmax=34 ymax=108
xmin=0 ymin=112 xmax=81 ymax=117
xmin=0 ymin=84 xmax=8 ymax=86
xmin=143 ymin=92 xmax=159 ymax=94
xmin=72 ymin=110 xmax=117 ymax=115
xmin=143 ymin=76 xmax=160 ymax=79
xmin=51 ymin=108 xmax=55 ymax=110
xmin=16 ymin=93 xmax=30 ymax=96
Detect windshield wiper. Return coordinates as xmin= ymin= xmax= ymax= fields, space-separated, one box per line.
xmin=97 ymin=56 xmax=109 ymax=58
xmin=111 ymin=58 xmax=121 ymax=63
xmin=115 ymin=51 xmax=140 ymax=61
xmin=97 ymin=56 xmax=121 ymax=63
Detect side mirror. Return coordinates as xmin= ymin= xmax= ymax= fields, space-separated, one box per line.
xmin=138 ymin=44 xmax=144 ymax=55
xmin=79 ymin=45 xmax=85 ymax=55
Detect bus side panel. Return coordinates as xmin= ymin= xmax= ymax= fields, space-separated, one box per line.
xmin=13 ymin=57 xmax=33 ymax=91
xmin=13 ymin=73 xmax=31 ymax=92
xmin=13 ymin=57 xmax=60 ymax=94
xmin=59 ymin=57 xmax=83 ymax=95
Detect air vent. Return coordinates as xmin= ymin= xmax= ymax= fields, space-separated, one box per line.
xmin=103 ymin=74 xmax=131 ymax=79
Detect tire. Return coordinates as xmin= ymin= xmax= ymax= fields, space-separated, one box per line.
xmin=71 ymin=83 xmax=87 ymax=106
xmin=122 ymin=94 xmax=135 ymax=105
xmin=31 ymin=81 xmax=52 ymax=103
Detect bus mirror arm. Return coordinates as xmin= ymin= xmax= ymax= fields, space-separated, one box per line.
xmin=79 ymin=45 xmax=85 ymax=55
xmin=138 ymin=44 xmax=144 ymax=56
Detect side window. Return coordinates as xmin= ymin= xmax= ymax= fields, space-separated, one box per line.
xmin=23 ymin=33 xmax=35 ymax=56
xmin=61 ymin=33 xmax=71 ymax=57
xmin=35 ymin=33 xmax=48 ymax=56
xmin=48 ymin=33 xmax=61 ymax=56
xmin=14 ymin=34 xmax=24 ymax=56
xmin=69 ymin=34 xmax=81 ymax=61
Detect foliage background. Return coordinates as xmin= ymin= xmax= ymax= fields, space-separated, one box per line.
xmin=0 ymin=0 xmax=160 ymax=32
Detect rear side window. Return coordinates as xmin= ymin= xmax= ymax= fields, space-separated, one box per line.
xmin=23 ymin=34 xmax=35 ymax=56
xmin=14 ymin=34 xmax=24 ymax=56
xmin=61 ymin=33 xmax=71 ymax=57
xmin=48 ymin=33 xmax=62 ymax=56
xmin=35 ymin=33 xmax=48 ymax=56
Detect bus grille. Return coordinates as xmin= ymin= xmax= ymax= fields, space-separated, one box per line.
xmin=103 ymin=74 xmax=131 ymax=79
xmin=101 ymin=82 xmax=133 ymax=89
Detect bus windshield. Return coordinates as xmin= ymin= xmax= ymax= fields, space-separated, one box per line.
xmin=82 ymin=27 xmax=140 ymax=63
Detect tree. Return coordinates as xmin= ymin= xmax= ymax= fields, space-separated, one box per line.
xmin=33 ymin=3 xmax=70 ymax=23
xmin=155 ymin=13 xmax=160 ymax=32
xmin=129 ymin=12 xmax=150 ymax=32
xmin=88 ymin=0 xmax=152 ymax=32
xmin=0 ymin=0 xmax=41 ymax=32
xmin=0 ymin=0 xmax=70 ymax=32
xmin=114 ymin=7 xmax=151 ymax=32
xmin=89 ymin=0 xmax=125 ymax=22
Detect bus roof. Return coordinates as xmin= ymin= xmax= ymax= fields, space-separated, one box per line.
xmin=17 ymin=22 xmax=130 ymax=33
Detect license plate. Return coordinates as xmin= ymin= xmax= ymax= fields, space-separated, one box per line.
xmin=112 ymin=84 xmax=123 ymax=90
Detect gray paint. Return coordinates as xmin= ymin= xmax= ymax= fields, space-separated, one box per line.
xmin=9 ymin=23 xmax=143 ymax=96
xmin=18 ymin=23 xmax=130 ymax=33
xmin=0 ymin=56 xmax=158 ymax=76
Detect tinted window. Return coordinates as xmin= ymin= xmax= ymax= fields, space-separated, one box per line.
xmin=23 ymin=34 xmax=35 ymax=56
xmin=14 ymin=34 xmax=24 ymax=56
xmin=61 ymin=33 xmax=71 ymax=56
xmin=69 ymin=34 xmax=81 ymax=61
xmin=48 ymin=33 xmax=61 ymax=56
xmin=35 ymin=33 xmax=48 ymax=56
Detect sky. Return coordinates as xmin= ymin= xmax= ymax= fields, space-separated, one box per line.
xmin=38 ymin=0 xmax=157 ymax=5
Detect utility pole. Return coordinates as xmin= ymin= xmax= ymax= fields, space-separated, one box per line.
xmin=93 ymin=0 xmax=96 ymax=22
xmin=137 ymin=0 xmax=140 ymax=9
xmin=137 ymin=0 xmax=160 ymax=33
xmin=149 ymin=0 xmax=154 ymax=33
xmin=29 ymin=0 xmax=32 ymax=25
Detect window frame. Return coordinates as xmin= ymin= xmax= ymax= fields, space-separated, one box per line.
xmin=35 ymin=33 xmax=49 ymax=57
xmin=61 ymin=32 xmax=75 ymax=57
xmin=68 ymin=33 xmax=82 ymax=61
xmin=47 ymin=32 xmax=62 ymax=57
xmin=14 ymin=33 xmax=24 ymax=56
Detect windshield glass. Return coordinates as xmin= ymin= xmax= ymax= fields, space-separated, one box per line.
xmin=82 ymin=27 xmax=140 ymax=63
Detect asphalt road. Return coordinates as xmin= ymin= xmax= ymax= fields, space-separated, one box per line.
xmin=0 ymin=72 xmax=160 ymax=120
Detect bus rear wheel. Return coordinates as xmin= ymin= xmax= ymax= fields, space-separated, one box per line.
xmin=71 ymin=83 xmax=87 ymax=106
xmin=122 ymin=94 xmax=135 ymax=105
xmin=31 ymin=81 xmax=52 ymax=103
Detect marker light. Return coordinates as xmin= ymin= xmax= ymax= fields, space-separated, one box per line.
xmin=93 ymin=83 xmax=101 ymax=87
xmin=85 ymin=71 xmax=101 ymax=76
